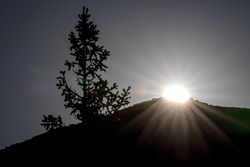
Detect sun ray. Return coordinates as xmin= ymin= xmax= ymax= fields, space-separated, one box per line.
xmin=190 ymin=103 xmax=234 ymax=147
xmin=194 ymin=101 xmax=248 ymax=131
xmin=119 ymin=98 xmax=239 ymax=161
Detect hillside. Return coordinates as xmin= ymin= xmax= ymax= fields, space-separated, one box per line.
xmin=1 ymin=98 xmax=250 ymax=166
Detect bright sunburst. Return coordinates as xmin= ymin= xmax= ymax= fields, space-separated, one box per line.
xmin=162 ymin=84 xmax=190 ymax=103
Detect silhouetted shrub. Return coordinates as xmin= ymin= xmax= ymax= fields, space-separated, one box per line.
xmin=41 ymin=115 xmax=64 ymax=131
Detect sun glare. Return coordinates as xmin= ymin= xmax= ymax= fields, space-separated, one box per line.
xmin=162 ymin=84 xmax=190 ymax=103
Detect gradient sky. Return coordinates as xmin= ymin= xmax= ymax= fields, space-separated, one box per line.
xmin=1 ymin=0 xmax=250 ymax=148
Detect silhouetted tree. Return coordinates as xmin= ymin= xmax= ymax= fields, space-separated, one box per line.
xmin=56 ymin=6 xmax=131 ymax=125
xmin=41 ymin=115 xmax=64 ymax=131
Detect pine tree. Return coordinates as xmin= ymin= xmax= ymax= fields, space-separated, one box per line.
xmin=56 ymin=7 xmax=131 ymax=125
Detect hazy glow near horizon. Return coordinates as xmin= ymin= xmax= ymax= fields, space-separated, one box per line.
xmin=162 ymin=84 xmax=190 ymax=103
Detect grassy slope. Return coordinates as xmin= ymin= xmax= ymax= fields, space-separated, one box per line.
xmin=214 ymin=106 xmax=250 ymax=133
xmin=112 ymin=98 xmax=250 ymax=135
xmin=1 ymin=98 xmax=250 ymax=166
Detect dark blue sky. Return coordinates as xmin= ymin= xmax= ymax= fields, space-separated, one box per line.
xmin=1 ymin=0 xmax=250 ymax=148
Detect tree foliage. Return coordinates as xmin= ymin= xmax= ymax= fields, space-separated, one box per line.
xmin=41 ymin=115 xmax=64 ymax=131
xmin=56 ymin=7 xmax=131 ymax=123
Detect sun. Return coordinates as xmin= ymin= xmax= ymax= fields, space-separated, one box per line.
xmin=162 ymin=84 xmax=190 ymax=103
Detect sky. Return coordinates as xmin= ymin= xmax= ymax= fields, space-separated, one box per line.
xmin=1 ymin=0 xmax=250 ymax=148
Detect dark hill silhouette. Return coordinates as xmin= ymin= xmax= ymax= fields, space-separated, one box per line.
xmin=1 ymin=98 xmax=250 ymax=166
